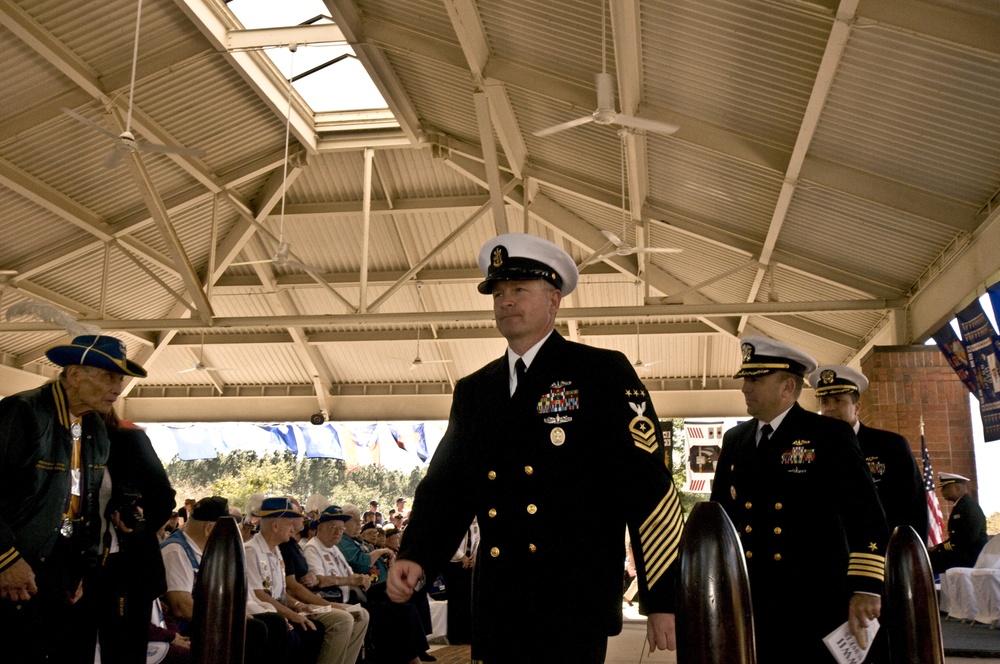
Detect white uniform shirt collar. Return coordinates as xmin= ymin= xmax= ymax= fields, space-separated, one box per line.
xmin=507 ymin=330 xmax=553 ymax=389
xmin=758 ymin=404 xmax=795 ymax=441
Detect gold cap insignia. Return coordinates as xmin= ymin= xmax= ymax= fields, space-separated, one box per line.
xmin=820 ymin=369 xmax=835 ymax=384
xmin=492 ymin=246 xmax=504 ymax=268
xmin=741 ymin=343 xmax=754 ymax=363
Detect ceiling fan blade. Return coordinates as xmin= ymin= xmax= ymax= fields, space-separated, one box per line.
xmin=139 ymin=141 xmax=206 ymax=158
xmin=178 ymin=367 xmax=200 ymax=374
xmin=631 ymin=247 xmax=684 ymax=254
xmin=614 ymin=114 xmax=680 ymax=136
xmin=230 ymin=258 xmax=277 ymax=266
xmin=61 ymin=108 xmax=120 ymax=140
xmin=533 ymin=115 xmax=594 ymax=137
xmin=103 ymin=148 xmax=125 ymax=170
xmin=600 ymin=230 xmax=625 ymax=248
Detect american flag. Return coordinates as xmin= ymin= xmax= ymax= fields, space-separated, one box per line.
xmin=922 ymin=429 xmax=946 ymax=547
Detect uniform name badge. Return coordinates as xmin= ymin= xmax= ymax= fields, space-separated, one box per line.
xmin=550 ymin=427 xmax=566 ymax=446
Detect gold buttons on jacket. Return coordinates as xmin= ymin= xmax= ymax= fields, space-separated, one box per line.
xmin=488 ymin=508 xmax=497 ymax=518
xmin=745 ymin=502 xmax=752 ymax=510
xmin=528 ymin=543 xmax=537 ymax=553
xmin=774 ymin=502 xmax=783 ymax=510
xmin=774 ymin=553 xmax=782 ymax=561
xmin=488 ymin=470 xmax=497 ymax=480
xmin=524 ymin=466 xmax=533 ymax=475
xmin=490 ymin=547 xmax=499 ymax=558
xmin=745 ymin=525 xmax=752 ymax=533
xmin=526 ymin=504 xmax=537 ymax=514
xmin=774 ymin=527 xmax=782 ymax=535
xmin=745 ymin=551 xmax=753 ymax=559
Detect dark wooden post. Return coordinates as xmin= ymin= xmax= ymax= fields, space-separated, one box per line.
xmin=191 ymin=516 xmax=247 ymax=664
xmin=677 ymin=501 xmax=756 ymax=664
xmin=884 ymin=525 xmax=945 ymax=664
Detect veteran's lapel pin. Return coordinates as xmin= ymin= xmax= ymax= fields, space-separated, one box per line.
xmin=550 ymin=426 xmax=566 ymax=446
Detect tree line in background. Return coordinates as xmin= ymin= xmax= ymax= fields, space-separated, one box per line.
xmin=163 ymin=450 xmax=426 ymax=512
xmin=161 ymin=421 xmax=707 ymax=516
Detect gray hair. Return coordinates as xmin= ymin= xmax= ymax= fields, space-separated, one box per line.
xmin=341 ymin=503 xmax=362 ymax=521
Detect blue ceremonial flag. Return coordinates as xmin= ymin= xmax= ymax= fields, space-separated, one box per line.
xmin=302 ymin=424 xmax=344 ymax=459
xmin=955 ymin=299 xmax=1000 ymax=442
xmin=390 ymin=423 xmax=428 ymax=461
xmin=173 ymin=426 xmax=219 ymax=460
xmin=933 ymin=320 xmax=979 ymax=396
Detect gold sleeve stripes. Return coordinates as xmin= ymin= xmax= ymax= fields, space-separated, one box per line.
xmin=0 ymin=546 xmax=20 ymax=572
xmin=639 ymin=486 xmax=684 ymax=589
xmin=848 ymin=552 xmax=885 ymax=582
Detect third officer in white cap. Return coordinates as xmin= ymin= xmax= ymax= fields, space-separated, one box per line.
xmin=929 ymin=473 xmax=989 ymax=572
xmin=711 ymin=336 xmax=888 ymax=662
xmin=387 ymin=233 xmax=684 ymax=663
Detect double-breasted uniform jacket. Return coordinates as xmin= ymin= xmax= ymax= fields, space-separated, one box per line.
xmin=399 ymin=332 xmax=683 ymax=659
xmin=856 ymin=423 xmax=928 ymax=543
xmin=940 ymin=493 xmax=989 ymax=567
xmin=710 ymin=403 xmax=888 ymax=661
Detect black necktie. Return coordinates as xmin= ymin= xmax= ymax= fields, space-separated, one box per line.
xmin=513 ymin=358 xmax=527 ymax=395
xmin=759 ymin=423 xmax=773 ymax=445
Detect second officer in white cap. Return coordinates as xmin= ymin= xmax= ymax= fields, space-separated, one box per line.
xmin=808 ymin=364 xmax=928 ymax=543
xmin=388 ymin=233 xmax=684 ymax=662
xmin=710 ymin=336 xmax=888 ymax=662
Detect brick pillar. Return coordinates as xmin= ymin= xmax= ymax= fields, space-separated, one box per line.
xmin=859 ymin=345 xmax=976 ymax=522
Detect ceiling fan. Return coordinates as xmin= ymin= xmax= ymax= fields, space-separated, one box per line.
xmin=179 ymin=334 xmax=231 ymax=374
xmin=393 ymin=328 xmax=453 ymax=371
xmin=579 ymin=133 xmax=682 ymax=269
xmin=532 ymin=0 xmax=679 ymax=139
xmin=229 ymin=45 xmax=325 ymax=275
xmin=61 ymin=0 xmax=203 ymax=169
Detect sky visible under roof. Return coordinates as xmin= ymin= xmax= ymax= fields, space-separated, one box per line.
xmin=227 ymin=0 xmax=388 ymax=114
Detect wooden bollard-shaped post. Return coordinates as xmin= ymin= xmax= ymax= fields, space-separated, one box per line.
xmin=191 ymin=516 xmax=247 ymax=664
xmin=677 ymin=501 xmax=756 ymax=664
xmin=884 ymin=525 xmax=945 ymax=664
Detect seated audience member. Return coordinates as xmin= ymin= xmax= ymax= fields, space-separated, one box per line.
xmin=245 ymin=498 xmax=327 ymax=662
xmin=340 ymin=505 xmax=395 ymax=583
xmin=161 ymin=512 xmax=181 ymax=539
xmin=279 ymin=498 xmax=369 ymax=664
xmin=176 ymin=498 xmax=196 ymax=525
xmin=305 ymin=506 xmax=432 ymax=664
xmin=383 ymin=528 xmax=401 ymax=555
xmin=360 ymin=523 xmax=392 ymax=581
xmin=160 ymin=496 xmax=290 ymax=664
xmin=392 ymin=513 xmax=404 ymax=530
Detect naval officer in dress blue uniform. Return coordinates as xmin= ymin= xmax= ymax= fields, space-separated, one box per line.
xmin=387 ymin=233 xmax=684 ymax=663
xmin=710 ymin=336 xmax=888 ymax=663
xmin=930 ymin=473 xmax=989 ymax=572
xmin=808 ymin=365 xmax=928 ymax=543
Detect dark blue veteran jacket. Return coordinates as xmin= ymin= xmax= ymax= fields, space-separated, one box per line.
xmin=399 ymin=333 xmax=683 ymax=656
xmin=0 ymin=382 xmax=109 ymax=582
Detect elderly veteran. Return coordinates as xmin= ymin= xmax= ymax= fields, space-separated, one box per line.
xmin=0 ymin=334 xmax=146 ymax=663
xmin=387 ymin=233 xmax=684 ymax=663
xmin=710 ymin=336 xmax=889 ymax=662
xmin=930 ymin=473 xmax=989 ymax=572
xmin=809 ymin=364 xmax=928 ymax=543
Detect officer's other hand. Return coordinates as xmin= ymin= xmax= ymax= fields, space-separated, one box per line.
xmin=0 ymin=559 xmax=38 ymax=602
xmin=66 ymin=579 xmax=84 ymax=605
xmin=848 ymin=593 xmax=881 ymax=650
xmin=387 ymin=559 xmax=423 ymax=603
xmin=647 ymin=612 xmax=677 ymax=652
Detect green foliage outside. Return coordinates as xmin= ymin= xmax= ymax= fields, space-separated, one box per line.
xmin=988 ymin=511 xmax=1000 ymax=536
xmin=163 ymin=450 xmax=426 ymax=513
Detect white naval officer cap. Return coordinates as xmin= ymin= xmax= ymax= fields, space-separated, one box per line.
xmin=938 ymin=472 xmax=971 ymax=488
xmin=734 ymin=335 xmax=818 ymax=379
xmin=808 ymin=364 xmax=869 ymax=397
xmin=477 ymin=233 xmax=579 ymax=295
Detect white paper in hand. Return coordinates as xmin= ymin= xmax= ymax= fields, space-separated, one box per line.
xmin=822 ymin=619 xmax=879 ymax=664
